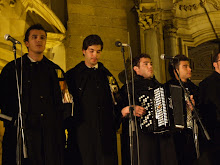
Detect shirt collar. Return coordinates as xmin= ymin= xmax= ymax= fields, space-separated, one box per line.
xmin=27 ymin=55 xmax=37 ymax=62
xmin=86 ymin=63 xmax=98 ymax=69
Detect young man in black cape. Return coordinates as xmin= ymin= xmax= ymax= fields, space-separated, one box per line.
xmin=65 ymin=34 xmax=122 ymax=165
xmin=199 ymin=52 xmax=220 ymax=165
xmin=166 ymin=54 xmax=199 ymax=165
xmin=0 ymin=24 xmax=65 ymax=165
xmin=120 ymin=53 xmax=178 ymax=165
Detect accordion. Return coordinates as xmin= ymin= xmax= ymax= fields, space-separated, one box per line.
xmin=138 ymin=84 xmax=185 ymax=134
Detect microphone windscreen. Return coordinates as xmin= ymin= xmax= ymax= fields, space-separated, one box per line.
xmin=4 ymin=34 xmax=10 ymax=41
xmin=115 ymin=41 xmax=121 ymax=47
xmin=160 ymin=54 xmax=165 ymax=60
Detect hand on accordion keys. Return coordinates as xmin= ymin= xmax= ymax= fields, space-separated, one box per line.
xmin=186 ymin=95 xmax=195 ymax=111
xmin=121 ymin=105 xmax=146 ymax=118
xmin=185 ymin=95 xmax=195 ymax=129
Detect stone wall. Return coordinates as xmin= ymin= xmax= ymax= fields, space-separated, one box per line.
xmin=65 ymin=0 xmax=129 ymax=87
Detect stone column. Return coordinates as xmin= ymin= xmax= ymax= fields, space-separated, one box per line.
xmin=144 ymin=28 xmax=163 ymax=82
xmin=136 ymin=3 xmax=165 ymax=83
xmin=164 ymin=23 xmax=178 ymax=58
xmin=163 ymin=23 xmax=178 ymax=81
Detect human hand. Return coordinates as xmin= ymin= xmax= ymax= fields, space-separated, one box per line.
xmin=186 ymin=95 xmax=195 ymax=111
xmin=121 ymin=105 xmax=146 ymax=117
xmin=133 ymin=105 xmax=146 ymax=117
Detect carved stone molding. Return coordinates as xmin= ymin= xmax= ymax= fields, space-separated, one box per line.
xmin=173 ymin=0 xmax=203 ymax=11
xmin=0 ymin=0 xmax=17 ymax=13
xmin=136 ymin=3 xmax=160 ymax=30
xmin=41 ymin=0 xmax=50 ymax=6
xmin=0 ymin=0 xmax=4 ymax=13
xmin=9 ymin=0 xmax=16 ymax=7
xmin=138 ymin=12 xmax=160 ymax=30
xmin=139 ymin=3 xmax=157 ymax=12
xmin=173 ymin=0 xmax=183 ymax=3
xmin=179 ymin=4 xmax=199 ymax=11
xmin=164 ymin=21 xmax=178 ymax=37
xmin=207 ymin=0 xmax=220 ymax=10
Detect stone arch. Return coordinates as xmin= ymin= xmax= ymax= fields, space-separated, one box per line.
xmin=180 ymin=10 xmax=220 ymax=48
xmin=21 ymin=0 xmax=66 ymax=34
xmin=0 ymin=0 xmax=67 ymax=73
xmin=175 ymin=0 xmax=220 ymax=51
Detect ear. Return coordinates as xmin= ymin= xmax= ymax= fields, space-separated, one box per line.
xmin=173 ymin=69 xmax=179 ymax=79
xmin=82 ymin=49 xmax=86 ymax=56
xmin=213 ymin=62 xmax=217 ymax=69
xmin=175 ymin=68 xmax=180 ymax=74
xmin=25 ymin=41 xmax=29 ymax=48
xmin=133 ymin=66 xmax=139 ymax=74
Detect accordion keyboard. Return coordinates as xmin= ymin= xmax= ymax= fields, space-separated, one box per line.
xmin=138 ymin=87 xmax=170 ymax=133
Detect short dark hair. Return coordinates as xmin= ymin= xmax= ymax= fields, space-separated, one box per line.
xmin=133 ymin=53 xmax=151 ymax=67
xmin=82 ymin=34 xmax=103 ymax=51
xmin=213 ymin=52 xmax=220 ymax=62
xmin=168 ymin=54 xmax=190 ymax=78
xmin=24 ymin=24 xmax=47 ymax=42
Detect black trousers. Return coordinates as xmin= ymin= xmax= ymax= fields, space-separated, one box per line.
xmin=122 ymin=127 xmax=178 ymax=165
xmin=173 ymin=129 xmax=197 ymax=165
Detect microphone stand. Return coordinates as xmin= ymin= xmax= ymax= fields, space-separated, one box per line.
xmin=121 ymin=46 xmax=135 ymax=165
xmin=12 ymin=43 xmax=28 ymax=165
xmin=170 ymin=60 xmax=210 ymax=158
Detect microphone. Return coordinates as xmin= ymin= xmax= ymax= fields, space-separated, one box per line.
xmin=160 ymin=54 xmax=178 ymax=60
xmin=115 ymin=41 xmax=129 ymax=47
xmin=4 ymin=34 xmax=21 ymax=44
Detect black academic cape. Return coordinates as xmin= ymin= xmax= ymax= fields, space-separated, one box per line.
xmin=199 ymin=71 xmax=220 ymax=165
xmin=65 ymin=61 xmax=121 ymax=165
xmin=166 ymin=78 xmax=199 ymax=165
xmin=0 ymin=54 xmax=64 ymax=165
xmin=120 ymin=75 xmax=178 ymax=165
xmin=199 ymin=71 xmax=220 ymax=137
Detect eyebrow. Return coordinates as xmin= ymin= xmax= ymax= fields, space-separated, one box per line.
xmin=88 ymin=48 xmax=101 ymax=51
xmin=143 ymin=61 xmax=151 ymax=64
xmin=31 ymin=34 xmax=46 ymax=37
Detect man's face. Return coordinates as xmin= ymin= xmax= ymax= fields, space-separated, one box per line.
xmin=176 ymin=61 xmax=192 ymax=82
xmin=25 ymin=29 xmax=46 ymax=55
xmin=83 ymin=45 xmax=101 ymax=67
xmin=134 ymin=57 xmax=154 ymax=79
xmin=213 ymin=54 xmax=220 ymax=74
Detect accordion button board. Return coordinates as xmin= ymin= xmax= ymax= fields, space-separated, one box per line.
xmin=138 ymin=85 xmax=185 ymax=134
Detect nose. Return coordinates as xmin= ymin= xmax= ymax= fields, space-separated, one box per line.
xmin=188 ymin=67 xmax=192 ymax=72
xmin=36 ymin=37 xmax=41 ymax=42
xmin=37 ymin=36 xmax=43 ymax=42
xmin=93 ymin=51 xmax=98 ymax=57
